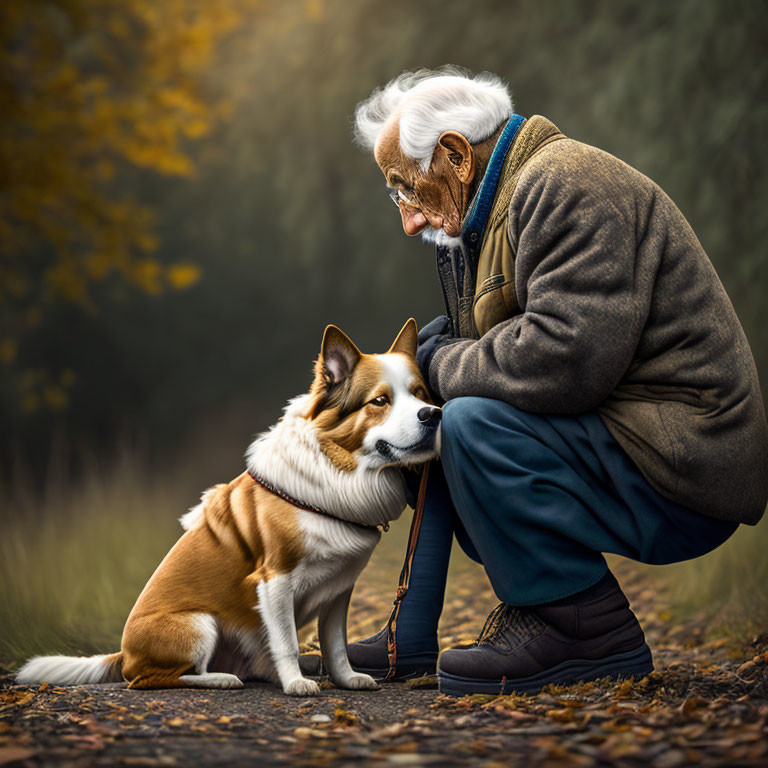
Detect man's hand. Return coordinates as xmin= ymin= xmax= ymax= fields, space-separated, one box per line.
xmin=416 ymin=315 xmax=452 ymax=386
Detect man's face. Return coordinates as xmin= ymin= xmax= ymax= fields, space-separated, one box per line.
xmin=374 ymin=117 xmax=471 ymax=239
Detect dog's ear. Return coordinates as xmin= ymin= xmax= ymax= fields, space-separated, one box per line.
xmin=318 ymin=325 xmax=362 ymax=386
xmin=307 ymin=325 xmax=362 ymax=419
xmin=388 ymin=318 xmax=418 ymax=357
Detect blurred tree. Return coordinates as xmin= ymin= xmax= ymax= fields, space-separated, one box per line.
xmin=0 ymin=0 xmax=254 ymax=413
xmin=211 ymin=0 xmax=767 ymax=379
xmin=2 ymin=0 xmax=765 ymax=483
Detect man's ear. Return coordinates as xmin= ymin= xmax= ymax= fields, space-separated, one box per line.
xmin=318 ymin=325 xmax=362 ymax=386
xmin=388 ymin=317 xmax=418 ymax=357
xmin=436 ymin=131 xmax=475 ymax=185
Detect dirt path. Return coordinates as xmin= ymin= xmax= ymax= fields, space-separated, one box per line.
xmin=2 ymin=556 xmax=767 ymax=767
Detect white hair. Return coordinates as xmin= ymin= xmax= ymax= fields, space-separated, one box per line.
xmin=354 ymin=66 xmax=514 ymax=173
xmin=419 ymin=227 xmax=464 ymax=249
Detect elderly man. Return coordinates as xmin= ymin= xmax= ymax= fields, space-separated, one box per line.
xmin=330 ymin=68 xmax=768 ymax=695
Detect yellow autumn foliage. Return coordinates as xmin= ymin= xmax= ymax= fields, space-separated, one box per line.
xmin=0 ymin=340 xmax=17 ymax=365
xmin=167 ymin=264 xmax=202 ymax=291
xmin=0 ymin=0 xmax=258 ymax=411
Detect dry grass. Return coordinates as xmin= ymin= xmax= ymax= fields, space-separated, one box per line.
xmin=655 ymin=512 xmax=768 ymax=636
xmin=0 ymin=452 xmax=186 ymax=667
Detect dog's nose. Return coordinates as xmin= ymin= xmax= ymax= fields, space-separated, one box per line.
xmin=418 ymin=406 xmax=442 ymax=428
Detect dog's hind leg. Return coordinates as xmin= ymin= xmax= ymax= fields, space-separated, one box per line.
xmin=122 ymin=612 xmax=244 ymax=689
xmin=178 ymin=671 xmax=243 ymax=688
xmin=207 ymin=623 xmax=269 ymax=682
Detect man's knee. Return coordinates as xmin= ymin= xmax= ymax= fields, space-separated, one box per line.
xmin=442 ymin=397 xmax=513 ymax=446
xmin=442 ymin=397 xmax=487 ymax=446
xmin=441 ymin=397 xmax=538 ymax=452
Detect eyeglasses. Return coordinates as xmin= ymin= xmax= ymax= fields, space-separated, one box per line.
xmin=388 ymin=186 xmax=421 ymax=212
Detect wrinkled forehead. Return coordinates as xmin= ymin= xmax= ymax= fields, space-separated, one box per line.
xmin=373 ymin=116 xmax=401 ymax=168
xmin=374 ymin=116 xmax=421 ymax=181
xmin=375 ymin=353 xmax=423 ymax=395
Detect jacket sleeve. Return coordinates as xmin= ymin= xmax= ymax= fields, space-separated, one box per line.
xmin=428 ymin=154 xmax=653 ymax=413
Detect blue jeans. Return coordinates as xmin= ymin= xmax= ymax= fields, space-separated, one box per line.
xmin=393 ymin=397 xmax=737 ymax=653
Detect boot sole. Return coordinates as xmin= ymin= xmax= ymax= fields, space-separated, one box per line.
xmin=300 ymin=654 xmax=436 ymax=682
xmin=354 ymin=658 xmax=437 ymax=682
xmin=438 ymin=643 xmax=653 ymax=697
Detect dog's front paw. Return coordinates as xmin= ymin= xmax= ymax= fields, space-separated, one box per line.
xmin=337 ymin=672 xmax=379 ymax=691
xmin=283 ymin=677 xmax=321 ymax=697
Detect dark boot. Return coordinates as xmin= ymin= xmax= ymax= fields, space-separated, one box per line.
xmin=438 ymin=571 xmax=653 ymax=696
xmin=299 ymin=627 xmax=437 ymax=681
xmin=346 ymin=626 xmax=437 ymax=680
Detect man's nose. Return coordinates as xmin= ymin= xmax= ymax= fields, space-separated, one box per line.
xmin=400 ymin=206 xmax=428 ymax=236
xmin=418 ymin=406 xmax=442 ymax=428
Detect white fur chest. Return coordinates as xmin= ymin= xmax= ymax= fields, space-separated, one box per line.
xmin=290 ymin=512 xmax=381 ymax=628
xmin=251 ymin=511 xmax=381 ymax=689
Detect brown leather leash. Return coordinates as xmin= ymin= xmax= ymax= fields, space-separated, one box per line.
xmin=379 ymin=461 xmax=431 ymax=682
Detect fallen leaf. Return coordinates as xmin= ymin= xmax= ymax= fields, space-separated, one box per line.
xmin=369 ymin=723 xmax=409 ymax=740
xmin=469 ymin=694 xmax=497 ymax=705
xmin=680 ymin=697 xmax=709 ymax=716
xmin=0 ymin=748 xmax=36 ymax=766
xmin=545 ymin=708 xmax=575 ymax=723
xmin=0 ymin=691 xmax=34 ymax=712
xmin=334 ymin=707 xmax=358 ymax=726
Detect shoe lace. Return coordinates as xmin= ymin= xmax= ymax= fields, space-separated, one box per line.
xmin=476 ymin=602 xmax=518 ymax=645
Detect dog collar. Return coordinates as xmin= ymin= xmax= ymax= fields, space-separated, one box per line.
xmin=247 ymin=468 xmax=388 ymax=533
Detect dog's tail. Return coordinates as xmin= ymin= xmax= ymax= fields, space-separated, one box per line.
xmin=16 ymin=652 xmax=123 ymax=685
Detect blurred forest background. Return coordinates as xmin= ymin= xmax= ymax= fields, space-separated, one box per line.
xmin=1 ymin=0 xmax=767 ymax=664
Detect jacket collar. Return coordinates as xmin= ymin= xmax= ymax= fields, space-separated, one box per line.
xmin=461 ymin=114 xmax=526 ymax=246
xmin=461 ymin=115 xmax=565 ymax=246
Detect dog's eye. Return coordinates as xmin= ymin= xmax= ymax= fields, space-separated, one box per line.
xmin=369 ymin=395 xmax=389 ymax=407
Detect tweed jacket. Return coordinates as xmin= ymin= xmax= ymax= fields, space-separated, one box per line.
xmin=429 ymin=115 xmax=768 ymax=524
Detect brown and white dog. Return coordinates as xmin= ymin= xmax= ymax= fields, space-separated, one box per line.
xmin=17 ymin=319 xmax=440 ymax=695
